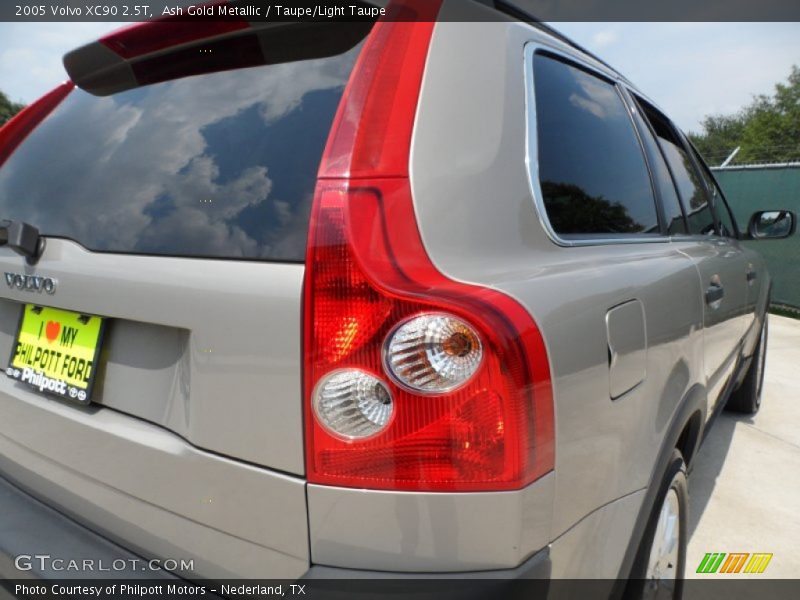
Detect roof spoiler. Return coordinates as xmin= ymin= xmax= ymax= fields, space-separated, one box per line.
xmin=63 ymin=4 xmax=373 ymax=96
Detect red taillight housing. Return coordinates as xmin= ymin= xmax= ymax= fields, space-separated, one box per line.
xmin=304 ymin=0 xmax=554 ymax=492
xmin=0 ymin=81 xmax=74 ymax=168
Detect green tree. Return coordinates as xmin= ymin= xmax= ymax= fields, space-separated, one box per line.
xmin=689 ymin=65 xmax=800 ymax=166
xmin=0 ymin=90 xmax=25 ymax=126
xmin=689 ymin=114 xmax=746 ymax=165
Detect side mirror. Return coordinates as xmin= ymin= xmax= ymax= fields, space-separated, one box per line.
xmin=748 ymin=210 xmax=796 ymax=240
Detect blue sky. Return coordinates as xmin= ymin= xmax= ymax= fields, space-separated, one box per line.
xmin=555 ymin=22 xmax=800 ymax=132
xmin=0 ymin=22 xmax=798 ymax=133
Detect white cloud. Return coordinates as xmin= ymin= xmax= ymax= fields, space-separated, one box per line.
xmin=591 ymin=29 xmax=619 ymax=48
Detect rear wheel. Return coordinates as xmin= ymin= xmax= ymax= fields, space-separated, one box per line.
xmin=727 ymin=314 xmax=768 ymax=414
xmin=627 ymin=450 xmax=688 ymax=600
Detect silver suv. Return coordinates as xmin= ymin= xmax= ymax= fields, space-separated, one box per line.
xmin=0 ymin=0 xmax=795 ymax=594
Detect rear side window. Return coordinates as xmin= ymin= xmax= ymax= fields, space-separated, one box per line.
xmin=635 ymin=98 xmax=716 ymax=236
xmin=0 ymin=30 xmax=368 ymax=261
xmin=628 ymin=99 xmax=687 ymax=235
xmin=688 ymin=144 xmax=738 ymax=237
xmin=533 ymin=54 xmax=659 ymax=237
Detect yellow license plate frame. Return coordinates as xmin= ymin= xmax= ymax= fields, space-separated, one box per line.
xmin=6 ymin=304 xmax=105 ymax=403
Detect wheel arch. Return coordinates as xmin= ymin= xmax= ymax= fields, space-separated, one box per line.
xmin=675 ymin=409 xmax=703 ymax=469
xmin=613 ymin=383 xmax=706 ymax=585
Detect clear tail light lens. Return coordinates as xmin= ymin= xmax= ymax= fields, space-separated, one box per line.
xmin=384 ymin=313 xmax=483 ymax=393
xmin=313 ymin=369 xmax=393 ymax=439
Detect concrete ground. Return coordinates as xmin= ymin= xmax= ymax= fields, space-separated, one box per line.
xmin=687 ymin=314 xmax=800 ymax=578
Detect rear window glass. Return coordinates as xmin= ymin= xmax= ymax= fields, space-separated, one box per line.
xmin=0 ymin=34 xmax=366 ymax=261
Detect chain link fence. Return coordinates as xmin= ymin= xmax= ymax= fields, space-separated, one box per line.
xmin=712 ymin=164 xmax=800 ymax=312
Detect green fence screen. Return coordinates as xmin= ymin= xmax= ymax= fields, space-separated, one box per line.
xmin=713 ymin=166 xmax=800 ymax=309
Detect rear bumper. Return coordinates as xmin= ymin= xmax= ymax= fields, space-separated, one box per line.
xmin=304 ymin=547 xmax=550 ymax=579
xmin=0 ymin=469 xmax=550 ymax=587
xmin=0 ymin=385 xmax=308 ymax=580
xmin=302 ymin=550 xmax=550 ymax=598
xmin=0 ymin=474 xmax=175 ymax=580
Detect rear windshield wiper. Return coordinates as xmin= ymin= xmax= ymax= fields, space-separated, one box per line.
xmin=0 ymin=220 xmax=46 ymax=264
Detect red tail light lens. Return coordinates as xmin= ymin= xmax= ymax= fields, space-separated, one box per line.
xmin=305 ymin=180 xmax=554 ymax=491
xmin=0 ymin=82 xmax=74 ymax=168
xmin=304 ymin=0 xmax=554 ymax=492
xmin=318 ymin=0 xmax=441 ymax=179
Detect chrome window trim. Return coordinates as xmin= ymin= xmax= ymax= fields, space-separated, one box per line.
xmin=522 ymin=42 xmax=669 ymax=247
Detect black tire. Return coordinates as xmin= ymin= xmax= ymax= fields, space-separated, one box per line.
xmin=726 ymin=314 xmax=768 ymax=414
xmin=626 ymin=450 xmax=688 ymax=600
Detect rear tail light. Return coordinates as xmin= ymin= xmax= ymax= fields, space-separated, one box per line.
xmin=0 ymin=81 xmax=74 ymax=168
xmin=384 ymin=313 xmax=484 ymax=393
xmin=313 ymin=369 xmax=394 ymax=440
xmin=303 ymin=0 xmax=554 ymax=492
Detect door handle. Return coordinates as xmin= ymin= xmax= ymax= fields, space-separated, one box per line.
xmin=746 ymin=268 xmax=758 ymax=284
xmin=706 ymin=282 xmax=725 ymax=306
